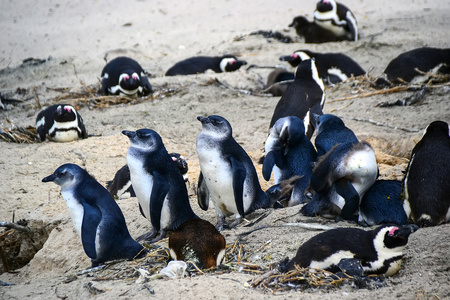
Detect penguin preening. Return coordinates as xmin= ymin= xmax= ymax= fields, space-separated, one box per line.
xmin=42 ymin=164 xmax=144 ymax=267
xmin=165 ymin=55 xmax=247 ymax=76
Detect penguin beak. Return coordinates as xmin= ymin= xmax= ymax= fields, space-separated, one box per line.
xmin=393 ymin=224 xmax=419 ymax=238
xmin=42 ymin=174 xmax=56 ymax=182
xmin=279 ymin=55 xmax=294 ymax=62
xmin=197 ymin=116 xmax=209 ymax=123
xmin=122 ymin=130 xmax=135 ymax=138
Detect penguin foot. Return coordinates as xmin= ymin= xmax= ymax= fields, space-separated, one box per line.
xmin=215 ymin=217 xmax=230 ymax=231
xmin=136 ymin=229 xmax=159 ymax=242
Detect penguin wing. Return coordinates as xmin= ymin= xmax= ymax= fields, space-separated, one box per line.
xmin=334 ymin=178 xmax=359 ymax=220
xmin=230 ymin=156 xmax=247 ymax=218
xmin=345 ymin=12 xmax=358 ymax=41
xmin=140 ymin=76 xmax=153 ymax=95
xmin=100 ymin=77 xmax=110 ymax=95
xmin=262 ymin=150 xmax=287 ymax=181
xmin=197 ymin=171 xmax=210 ymax=211
xmin=81 ymin=202 xmax=102 ymax=259
xmin=149 ymin=171 xmax=170 ymax=230
xmin=77 ymin=113 xmax=88 ymax=139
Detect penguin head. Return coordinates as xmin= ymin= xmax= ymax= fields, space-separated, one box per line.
xmin=423 ymin=120 xmax=449 ymax=138
xmin=288 ymin=16 xmax=311 ymax=31
xmin=42 ymin=163 xmax=85 ymax=189
xmin=119 ymin=71 xmax=141 ymax=90
xmin=273 ymin=116 xmax=306 ymax=147
xmin=280 ymin=50 xmax=312 ymax=68
xmin=374 ymin=224 xmax=419 ymax=250
xmin=220 ymin=55 xmax=247 ymax=72
xmin=313 ymin=113 xmax=346 ymax=134
xmin=197 ymin=115 xmax=232 ymax=138
xmin=294 ymin=59 xmax=322 ymax=89
xmin=54 ymin=105 xmax=77 ymax=122
xmin=169 ymin=153 xmax=189 ymax=181
xmin=316 ymin=0 xmax=336 ymax=13
xmin=122 ymin=129 xmax=163 ymax=152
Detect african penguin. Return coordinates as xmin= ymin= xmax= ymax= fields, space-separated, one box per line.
xmin=280 ymin=50 xmax=365 ymax=84
xmin=42 ymin=163 xmax=144 ymax=267
xmin=403 ymin=121 xmax=450 ymax=227
xmin=100 ymin=56 xmax=153 ymax=96
xmin=35 ymin=104 xmax=88 ymax=142
xmin=165 ymin=55 xmax=247 ymax=76
xmin=269 ymin=59 xmax=325 ymax=139
xmin=288 ymin=15 xmax=341 ymax=43
xmin=264 ymin=68 xmax=295 ymax=96
xmin=280 ymin=224 xmax=419 ymax=276
xmin=123 ymin=129 xmax=198 ymax=242
xmin=313 ymin=0 xmax=358 ymax=42
xmin=168 ymin=218 xmax=226 ymax=270
xmin=196 ymin=115 xmax=273 ymax=230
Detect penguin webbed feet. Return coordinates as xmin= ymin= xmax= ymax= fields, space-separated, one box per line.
xmin=137 ymin=228 xmax=166 ymax=243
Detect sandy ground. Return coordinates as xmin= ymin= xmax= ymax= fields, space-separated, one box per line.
xmin=1 ymin=0 xmax=450 ymax=299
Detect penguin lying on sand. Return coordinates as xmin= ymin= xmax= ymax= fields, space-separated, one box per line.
xmin=36 ymin=104 xmax=88 ymax=142
xmin=280 ymin=224 xmax=419 ymax=276
xmin=196 ymin=115 xmax=274 ymax=230
xmin=288 ymin=16 xmax=340 ymax=43
xmin=280 ymin=50 xmax=365 ymax=84
xmin=403 ymin=121 xmax=450 ymax=227
xmin=165 ymin=55 xmax=247 ymax=76
xmin=42 ymin=164 xmax=144 ymax=267
xmin=123 ymin=129 xmax=198 ymax=242
xmin=314 ymin=0 xmax=358 ymax=42
xmin=264 ymin=68 xmax=295 ymax=96
xmin=101 ymin=56 xmax=153 ymax=96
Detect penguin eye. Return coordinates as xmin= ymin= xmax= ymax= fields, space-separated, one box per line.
xmin=56 ymin=171 xmax=66 ymax=177
xmin=136 ymin=132 xmax=143 ymax=138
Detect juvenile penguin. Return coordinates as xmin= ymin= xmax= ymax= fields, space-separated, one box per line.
xmin=123 ymin=129 xmax=198 ymax=242
xmin=196 ymin=115 xmax=272 ymax=230
xmin=403 ymin=121 xmax=450 ymax=227
xmin=42 ymin=164 xmax=144 ymax=267
xmin=313 ymin=0 xmax=358 ymax=42
xmin=100 ymin=56 xmax=153 ymax=96
xmin=263 ymin=116 xmax=317 ymax=206
xmin=359 ymin=180 xmax=408 ymax=226
xmin=269 ymin=59 xmax=325 ymax=139
xmin=165 ymin=55 xmax=247 ymax=76
xmin=264 ymin=68 xmax=295 ymax=96
xmin=281 ymin=224 xmax=419 ymax=276
xmin=280 ymin=50 xmax=365 ymax=84
xmin=288 ymin=16 xmax=340 ymax=43
xmin=168 ymin=219 xmax=226 ymax=269
xmin=35 ymin=104 xmax=88 ymax=142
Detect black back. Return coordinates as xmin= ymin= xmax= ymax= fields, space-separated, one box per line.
xmin=289 ymin=16 xmax=340 ymax=43
xmin=165 ymin=55 xmax=246 ymax=76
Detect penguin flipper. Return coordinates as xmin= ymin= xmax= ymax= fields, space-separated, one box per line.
xmin=100 ymin=77 xmax=109 ymax=95
xmin=197 ymin=171 xmax=210 ymax=211
xmin=230 ymin=156 xmax=246 ymax=218
xmin=81 ymin=203 xmax=102 ymax=259
xmin=335 ymin=178 xmax=359 ymax=220
xmin=77 ymin=114 xmax=88 ymax=139
xmin=149 ymin=172 xmax=170 ymax=231
xmin=262 ymin=151 xmax=286 ymax=181
xmin=345 ymin=13 xmax=358 ymax=41
xmin=140 ymin=76 xmax=153 ymax=95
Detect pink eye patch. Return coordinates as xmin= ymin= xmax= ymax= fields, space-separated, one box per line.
xmin=388 ymin=227 xmax=399 ymax=236
xmin=132 ymin=74 xmax=139 ymax=80
xmin=123 ymin=75 xmax=130 ymax=80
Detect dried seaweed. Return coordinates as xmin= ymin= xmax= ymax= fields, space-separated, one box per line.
xmin=0 ymin=123 xmax=39 ymax=143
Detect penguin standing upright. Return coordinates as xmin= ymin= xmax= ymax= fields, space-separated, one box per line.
xmin=123 ymin=129 xmax=198 ymax=242
xmin=42 ymin=164 xmax=144 ymax=267
xmin=100 ymin=56 xmax=153 ymax=96
xmin=313 ymin=0 xmax=358 ymax=42
xmin=165 ymin=55 xmax=247 ymax=76
xmin=196 ymin=115 xmax=272 ymax=230
xmin=35 ymin=104 xmax=88 ymax=142
xmin=403 ymin=121 xmax=450 ymax=227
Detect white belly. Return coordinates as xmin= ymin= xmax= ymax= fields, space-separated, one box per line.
xmin=52 ymin=130 xmax=79 ymax=142
xmin=61 ymin=189 xmax=84 ymax=239
xmin=127 ymin=154 xmax=153 ymax=221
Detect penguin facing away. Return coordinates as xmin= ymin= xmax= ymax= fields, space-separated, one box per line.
xmin=123 ymin=129 xmax=198 ymax=242
xmin=196 ymin=115 xmax=272 ymax=230
xmin=35 ymin=104 xmax=88 ymax=142
xmin=100 ymin=56 xmax=153 ymax=96
xmin=281 ymin=224 xmax=419 ymax=276
xmin=313 ymin=0 xmax=358 ymax=42
xmin=288 ymin=15 xmax=341 ymax=43
xmin=165 ymin=55 xmax=247 ymax=76
xmin=403 ymin=121 xmax=450 ymax=227
xmin=42 ymin=164 xmax=144 ymax=267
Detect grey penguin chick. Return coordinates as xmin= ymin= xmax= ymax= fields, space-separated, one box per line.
xmin=42 ymin=164 xmax=144 ymax=267
xmin=196 ymin=115 xmax=272 ymax=230
xmin=123 ymin=129 xmax=198 ymax=242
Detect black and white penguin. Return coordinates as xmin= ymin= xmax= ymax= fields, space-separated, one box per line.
xmin=263 ymin=116 xmax=318 ymax=206
xmin=35 ymin=104 xmax=88 ymax=142
xmin=377 ymin=47 xmax=450 ymax=85
xmin=100 ymin=56 xmax=153 ymax=96
xmin=313 ymin=113 xmax=358 ymax=157
xmin=264 ymin=68 xmax=295 ymax=96
xmin=288 ymin=16 xmax=340 ymax=43
xmin=359 ymin=180 xmax=408 ymax=226
xmin=168 ymin=218 xmax=226 ymax=270
xmin=165 ymin=55 xmax=247 ymax=76
xmin=123 ymin=129 xmax=198 ymax=242
xmin=196 ymin=115 xmax=272 ymax=230
xmin=403 ymin=121 xmax=450 ymax=227
xmin=280 ymin=50 xmax=365 ymax=84
xmin=42 ymin=164 xmax=144 ymax=267
xmin=313 ymin=0 xmax=358 ymax=42
xmin=301 ymin=142 xmax=378 ymax=220
xmin=281 ymin=224 xmax=419 ymax=276
xmin=269 ymin=59 xmax=325 ymax=139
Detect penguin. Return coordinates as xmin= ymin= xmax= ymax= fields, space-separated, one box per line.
xmin=288 ymin=16 xmax=340 ymax=44
xmin=196 ymin=115 xmax=273 ymax=230
xmin=165 ymin=55 xmax=247 ymax=76
xmin=123 ymin=129 xmax=198 ymax=242
xmin=100 ymin=56 xmax=153 ymax=96
xmin=403 ymin=121 xmax=450 ymax=227
xmin=358 ymin=180 xmax=408 ymax=226
xmin=313 ymin=0 xmax=358 ymax=42
xmin=280 ymin=224 xmax=419 ymax=276
xmin=168 ymin=218 xmax=226 ymax=270
xmin=269 ymin=59 xmax=325 ymax=139
xmin=313 ymin=113 xmax=358 ymax=157
xmin=280 ymin=50 xmax=365 ymax=84
xmin=42 ymin=163 xmax=144 ymax=267
xmin=301 ymin=142 xmax=378 ymax=220
xmin=106 ymin=153 xmax=189 ymax=199
xmin=262 ymin=116 xmax=318 ymax=206
xmin=35 ymin=104 xmax=88 ymax=142
xmin=264 ymin=68 xmax=295 ymax=96
xmin=377 ymin=47 xmax=450 ymax=85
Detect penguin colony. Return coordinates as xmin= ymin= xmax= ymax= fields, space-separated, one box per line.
xmin=16 ymin=0 xmax=447 ymax=287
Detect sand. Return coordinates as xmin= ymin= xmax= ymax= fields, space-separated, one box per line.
xmin=1 ymin=0 xmax=449 ymax=299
